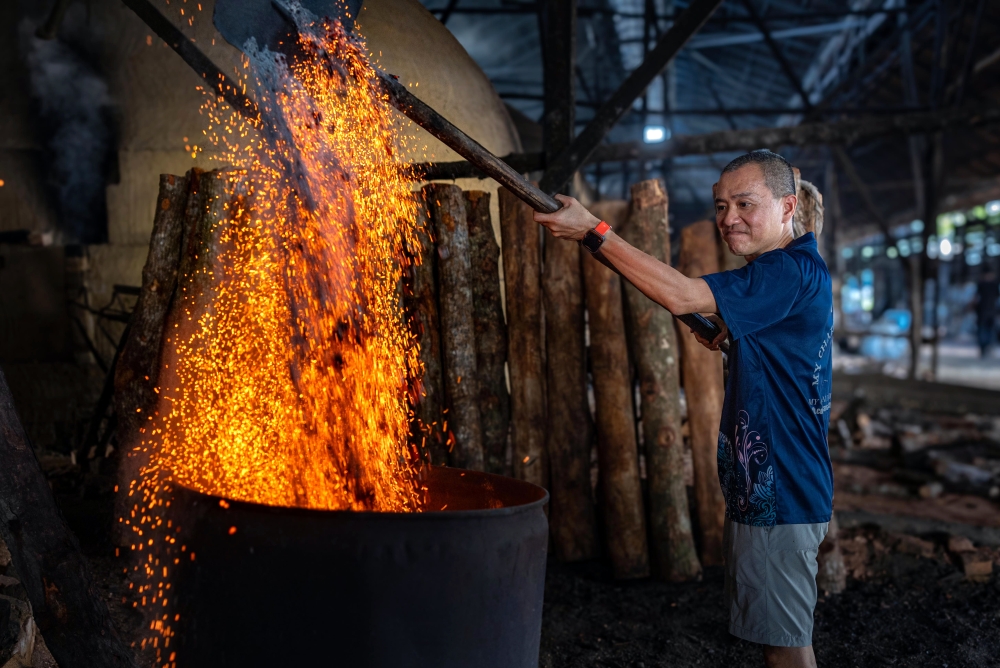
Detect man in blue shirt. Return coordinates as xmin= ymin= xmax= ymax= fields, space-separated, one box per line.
xmin=534 ymin=149 xmax=832 ymax=668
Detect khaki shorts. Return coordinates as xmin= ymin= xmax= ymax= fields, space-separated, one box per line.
xmin=723 ymin=518 xmax=829 ymax=647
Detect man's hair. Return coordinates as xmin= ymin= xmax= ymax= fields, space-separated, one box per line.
xmin=721 ymin=149 xmax=796 ymax=199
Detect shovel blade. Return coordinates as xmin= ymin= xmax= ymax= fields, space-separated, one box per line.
xmin=213 ymin=0 xmax=363 ymax=52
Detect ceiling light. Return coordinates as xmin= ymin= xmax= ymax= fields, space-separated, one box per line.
xmin=643 ymin=126 xmax=668 ymax=143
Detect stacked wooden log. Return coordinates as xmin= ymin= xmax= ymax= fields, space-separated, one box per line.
xmin=620 ymin=181 xmax=701 ymax=581
xmin=677 ymin=220 xmax=727 ymax=566
xmin=498 ymin=189 xmax=547 ymax=486
xmin=792 ymin=167 xmax=825 ymax=238
xmin=406 ymin=203 xmax=448 ymax=466
xmin=407 ymin=184 xmax=510 ymax=475
xmin=542 ymin=224 xmax=599 ymax=560
xmin=423 ymin=185 xmax=486 ymax=471
xmin=585 ymin=200 xmax=649 ymax=579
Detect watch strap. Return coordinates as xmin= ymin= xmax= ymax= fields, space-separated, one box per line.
xmin=581 ymin=221 xmax=611 ymax=253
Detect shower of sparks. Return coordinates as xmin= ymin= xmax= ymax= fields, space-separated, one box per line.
xmin=124 ymin=8 xmax=429 ymax=664
xmin=152 ymin=9 xmax=424 ymax=512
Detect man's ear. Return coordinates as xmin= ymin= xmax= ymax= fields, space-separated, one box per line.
xmin=782 ymin=194 xmax=798 ymax=223
xmin=712 ymin=182 xmax=719 ymax=199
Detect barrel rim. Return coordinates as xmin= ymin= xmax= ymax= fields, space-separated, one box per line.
xmin=173 ymin=465 xmax=550 ymax=519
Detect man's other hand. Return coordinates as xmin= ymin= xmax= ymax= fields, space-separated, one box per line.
xmin=693 ymin=314 xmax=729 ymax=351
xmin=533 ymin=195 xmax=601 ymax=241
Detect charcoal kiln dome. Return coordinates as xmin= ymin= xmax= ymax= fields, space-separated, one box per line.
xmin=174 ymin=466 xmax=549 ymax=668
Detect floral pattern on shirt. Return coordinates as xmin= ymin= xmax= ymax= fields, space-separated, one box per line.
xmin=717 ymin=410 xmax=775 ymax=526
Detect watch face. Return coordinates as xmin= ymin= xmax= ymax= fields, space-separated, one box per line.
xmin=582 ymin=230 xmax=603 ymax=253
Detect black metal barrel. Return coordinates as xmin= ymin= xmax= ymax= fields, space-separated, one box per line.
xmin=173 ymin=466 xmax=549 ymax=667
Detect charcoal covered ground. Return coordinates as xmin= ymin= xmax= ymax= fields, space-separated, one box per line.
xmin=46 ymin=465 xmax=1000 ymax=668
xmin=540 ymin=545 xmax=1000 ymax=668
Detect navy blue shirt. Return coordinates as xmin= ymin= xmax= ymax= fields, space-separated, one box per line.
xmin=702 ymin=233 xmax=834 ymax=526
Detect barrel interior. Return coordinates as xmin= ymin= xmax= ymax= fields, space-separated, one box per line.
xmin=422 ymin=465 xmax=548 ymax=512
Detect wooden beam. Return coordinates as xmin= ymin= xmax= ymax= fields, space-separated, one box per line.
xmin=440 ymin=5 xmax=911 ymax=22
xmin=652 ymin=105 xmax=1000 ymax=157
xmin=496 ymin=94 xmax=930 ymax=115
xmin=538 ymin=0 xmax=724 ymax=195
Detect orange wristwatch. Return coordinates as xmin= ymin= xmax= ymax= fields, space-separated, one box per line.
xmin=581 ymin=220 xmax=611 ymax=253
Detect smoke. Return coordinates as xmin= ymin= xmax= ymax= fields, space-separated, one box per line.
xmin=20 ymin=19 xmax=115 ymax=244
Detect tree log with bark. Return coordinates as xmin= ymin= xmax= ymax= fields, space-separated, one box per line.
xmin=404 ymin=196 xmax=448 ymax=465
xmin=794 ymin=178 xmax=825 ymax=238
xmin=499 ymin=187 xmax=548 ymax=487
xmin=584 ymin=200 xmax=650 ymax=580
xmin=466 ymin=191 xmax=511 ymax=476
xmin=619 ymin=181 xmax=701 ymax=581
xmin=677 ymin=219 xmax=727 ymax=566
xmin=424 ymin=184 xmax=485 ymax=471
xmin=112 ymin=173 xmax=191 ymax=544
xmin=114 ymin=173 xmax=190 ymax=441
xmin=543 ymin=234 xmax=599 ymax=562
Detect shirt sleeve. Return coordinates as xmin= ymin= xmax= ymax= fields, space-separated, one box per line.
xmin=701 ymin=251 xmax=802 ymax=341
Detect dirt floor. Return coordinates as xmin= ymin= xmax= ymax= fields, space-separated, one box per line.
xmin=539 ymin=531 xmax=1000 ymax=668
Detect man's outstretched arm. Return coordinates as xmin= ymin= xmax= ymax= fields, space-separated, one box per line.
xmin=534 ymin=194 xmax=718 ymax=317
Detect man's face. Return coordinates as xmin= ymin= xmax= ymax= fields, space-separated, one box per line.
xmin=714 ymin=164 xmax=796 ymax=258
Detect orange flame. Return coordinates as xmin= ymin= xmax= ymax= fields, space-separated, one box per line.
xmin=147 ymin=17 xmax=423 ymax=512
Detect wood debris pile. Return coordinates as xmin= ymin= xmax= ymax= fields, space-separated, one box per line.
xmin=830 ymin=401 xmax=1000 ymax=502
xmin=835 ymin=527 xmax=999 ymax=584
